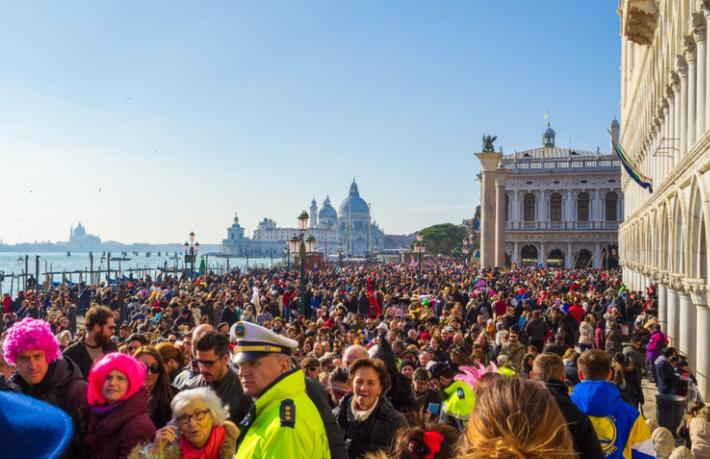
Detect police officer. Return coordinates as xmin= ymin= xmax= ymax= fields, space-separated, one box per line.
xmin=431 ymin=362 xmax=475 ymax=432
xmin=232 ymin=321 xmax=331 ymax=459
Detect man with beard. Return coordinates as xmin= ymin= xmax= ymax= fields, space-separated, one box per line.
xmin=64 ymin=304 xmax=116 ymax=379
xmin=178 ymin=330 xmax=252 ymax=423
xmin=4 ymin=318 xmax=87 ymax=456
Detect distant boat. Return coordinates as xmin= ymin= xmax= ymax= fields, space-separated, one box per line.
xmin=146 ymin=252 xmax=151 ymax=257
xmin=157 ymin=251 xmax=161 ymax=256
xmin=111 ymin=257 xmax=132 ymax=262
xmin=66 ymin=251 xmax=71 ymax=257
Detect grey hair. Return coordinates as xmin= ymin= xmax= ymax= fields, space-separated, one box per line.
xmin=170 ymin=387 xmax=229 ymax=426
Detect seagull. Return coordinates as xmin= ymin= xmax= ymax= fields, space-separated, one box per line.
xmin=28 ymin=189 xmax=32 ymax=193
xmin=98 ymin=187 xmax=102 ymax=192
xmin=125 ymin=96 xmax=132 ymax=101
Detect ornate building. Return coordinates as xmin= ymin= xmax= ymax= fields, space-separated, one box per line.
xmin=67 ymin=222 xmax=102 ymax=250
xmin=617 ymin=0 xmax=710 ymax=399
xmin=476 ymin=123 xmax=621 ymax=269
xmin=221 ymin=180 xmax=403 ymax=257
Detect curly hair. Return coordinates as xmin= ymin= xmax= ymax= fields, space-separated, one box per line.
xmin=2 ymin=318 xmax=61 ymax=365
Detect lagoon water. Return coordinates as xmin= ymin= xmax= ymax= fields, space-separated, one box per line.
xmin=0 ymin=252 xmax=277 ymax=294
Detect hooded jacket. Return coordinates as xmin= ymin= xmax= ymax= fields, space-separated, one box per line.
xmin=545 ymin=379 xmax=604 ymax=459
xmin=571 ymin=380 xmax=654 ymax=459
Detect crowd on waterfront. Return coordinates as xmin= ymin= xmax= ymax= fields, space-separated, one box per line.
xmin=1 ymin=261 xmax=709 ymax=458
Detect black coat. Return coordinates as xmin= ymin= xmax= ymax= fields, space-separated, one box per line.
xmin=12 ymin=357 xmax=88 ymax=458
xmin=545 ymin=379 xmax=604 ymax=459
xmin=305 ymin=377 xmax=348 ymax=459
xmin=335 ymin=394 xmax=407 ymax=459
xmin=63 ymin=338 xmax=117 ymax=380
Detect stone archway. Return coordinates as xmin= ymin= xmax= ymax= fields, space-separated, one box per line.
xmin=520 ymin=245 xmax=538 ymax=267
xmin=575 ymin=249 xmax=593 ymax=269
xmin=547 ymin=248 xmax=565 ymax=267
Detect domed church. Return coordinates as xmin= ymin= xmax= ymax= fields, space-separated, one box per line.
xmin=223 ymin=179 xmax=409 ymax=257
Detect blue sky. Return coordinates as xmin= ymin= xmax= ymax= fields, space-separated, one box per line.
xmin=0 ymin=1 xmax=620 ymax=244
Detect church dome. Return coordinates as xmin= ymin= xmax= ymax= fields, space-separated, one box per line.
xmin=542 ymin=122 xmax=556 ymax=147
xmin=339 ymin=179 xmax=370 ymax=216
xmin=319 ymin=196 xmax=337 ymax=220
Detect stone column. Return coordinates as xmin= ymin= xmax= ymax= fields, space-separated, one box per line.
xmin=511 ymin=191 xmax=519 ymax=224
xmin=679 ymin=288 xmax=696 ymax=367
xmin=679 ymin=57 xmax=689 ymax=157
xmin=667 ymin=275 xmax=682 ymax=346
xmin=538 ymin=242 xmax=546 ymax=267
xmin=663 ymin=100 xmax=671 ymax=184
xmin=695 ymin=20 xmax=707 ymax=135
xmin=686 ymin=38 xmax=698 ymax=150
xmin=565 ymin=241 xmax=573 ymax=268
xmin=593 ymin=242 xmax=601 ymax=268
xmin=696 ymin=300 xmax=710 ymax=400
xmin=687 ymin=279 xmax=707 ymax=375
xmin=658 ymin=275 xmax=668 ymax=332
xmin=704 ymin=5 xmax=710 ymax=138
xmin=475 ymin=151 xmax=502 ymax=269
xmin=494 ymin=168 xmax=511 ymax=267
xmin=512 ymin=241 xmax=520 ymax=266
xmin=663 ymin=85 xmax=678 ymax=176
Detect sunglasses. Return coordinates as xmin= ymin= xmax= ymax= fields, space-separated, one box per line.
xmin=144 ymin=364 xmax=161 ymax=374
xmin=197 ymin=358 xmax=220 ymax=368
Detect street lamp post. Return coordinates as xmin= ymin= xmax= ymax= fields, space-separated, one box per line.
xmin=337 ymin=248 xmax=343 ymax=268
xmin=183 ymin=231 xmax=200 ymax=279
xmin=287 ymin=211 xmax=315 ymax=318
xmin=413 ymin=233 xmax=426 ymax=283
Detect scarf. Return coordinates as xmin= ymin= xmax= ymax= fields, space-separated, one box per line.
xmin=351 ymin=396 xmax=380 ymax=422
xmin=179 ymin=424 xmax=225 ymax=459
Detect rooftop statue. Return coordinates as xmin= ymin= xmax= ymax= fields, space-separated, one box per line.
xmin=482 ymin=135 xmax=497 ymax=152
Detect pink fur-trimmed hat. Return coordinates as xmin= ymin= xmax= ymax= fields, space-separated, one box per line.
xmin=87 ymin=353 xmax=146 ymax=406
xmin=2 ymin=318 xmax=61 ymax=366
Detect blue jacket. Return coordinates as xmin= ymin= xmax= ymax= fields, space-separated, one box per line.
xmin=571 ymin=380 xmax=653 ymax=459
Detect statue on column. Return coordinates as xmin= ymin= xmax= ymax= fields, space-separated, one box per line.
xmin=482 ymin=135 xmax=497 ymax=152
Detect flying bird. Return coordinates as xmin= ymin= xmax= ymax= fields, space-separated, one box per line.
xmin=125 ymin=96 xmax=132 ymax=101
xmin=98 ymin=187 xmax=102 ymax=192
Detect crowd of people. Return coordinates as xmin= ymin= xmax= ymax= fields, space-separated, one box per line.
xmin=1 ymin=260 xmax=709 ymax=458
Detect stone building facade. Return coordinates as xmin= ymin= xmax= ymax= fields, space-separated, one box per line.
xmin=617 ymin=0 xmax=710 ymax=399
xmin=476 ymin=124 xmax=621 ymax=269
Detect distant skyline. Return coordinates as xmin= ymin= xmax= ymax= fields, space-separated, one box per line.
xmin=1 ymin=1 xmax=620 ymax=244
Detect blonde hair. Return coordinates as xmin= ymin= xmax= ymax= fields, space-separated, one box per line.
xmin=461 ymin=377 xmax=575 ymax=459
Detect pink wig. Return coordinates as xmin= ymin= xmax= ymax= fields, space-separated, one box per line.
xmin=87 ymin=352 xmax=146 ymax=406
xmin=2 ymin=318 xmax=61 ymax=366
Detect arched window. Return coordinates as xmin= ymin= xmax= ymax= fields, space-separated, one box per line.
xmin=550 ymin=192 xmax=562 ymax=222
xmin=577 ymin=192 xmax=590 ymax=221
xmin=523 ymin=193 xmax=536 ymax=221
xmin=605 ymin=191 xmax=618 ymax=221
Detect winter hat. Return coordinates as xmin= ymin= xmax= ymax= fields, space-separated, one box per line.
xmin=668 ymin=446 xmax=696 ymax=459
xmin=0 ymin=391 xmax=73 ymax=459
xmin=87 ymin=352 xmax=146 ymax=406
xmin=2 ymin=317 xmax=61 ymax=365
xmin=652 ymin=427 xmax=675 ymax=458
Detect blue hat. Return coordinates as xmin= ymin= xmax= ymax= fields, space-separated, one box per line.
xmin=0 ymin=391 xmax=73 ymax=459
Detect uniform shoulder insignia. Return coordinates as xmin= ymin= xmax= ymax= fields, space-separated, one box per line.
xmin=457 ymin=387 xmax=465 ymax=399
xmin=280 ymin=399 xmax=296 ymax=428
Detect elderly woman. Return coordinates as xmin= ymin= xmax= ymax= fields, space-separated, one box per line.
xmin=335 ymin=358 xmax=407 ymax=458
xmin=86 ymin=352 xmax=156 ymax=459
xmin=130 ymin=387 xmax=239 ymax=459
